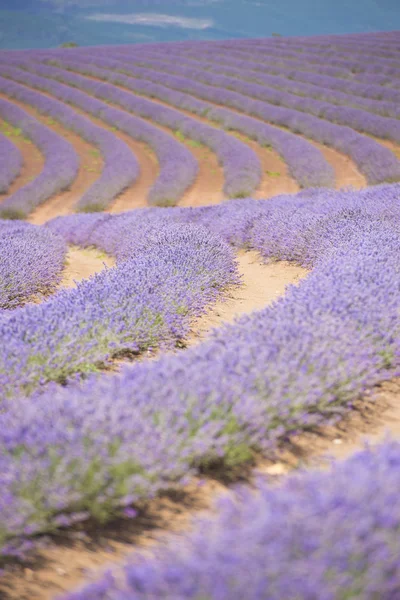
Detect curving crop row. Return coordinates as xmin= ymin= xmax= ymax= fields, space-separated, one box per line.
xmin=0 ymin=75 xmax=140 ymax=212
xmin=123 ymin=48 xmax=400 ymax=120
xmin=101 ymin=49 xmax=400 ymax=146
xmin=64 ymin=441 xmax=400 ymax=600
xmin=59 ymin=50 xmax=400 ymax=185
xmin=0 ymin=131 xmax=22 ymax=194
xmin=0 ymin=61 xmax=263 ymax=200
xmin=0 ymin=66 xmax=197 ymax=208
xmin=0 ymin=96 xmax=78 ymax=219
xmin=30 ymin=56 xmax=334 ymax=189
xmin=0 ymin=220 xmax=67 ymax=309
xmin=2 ymin=182 xmax=400 ymax=556
xmin=135 ymin=43 xmax=400 ymax=104
xmin=0 ymin=223 xmax=239 ymax=401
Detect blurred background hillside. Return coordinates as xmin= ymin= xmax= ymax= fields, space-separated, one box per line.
xmin=1 ymin=0 xmax=399 ymax=50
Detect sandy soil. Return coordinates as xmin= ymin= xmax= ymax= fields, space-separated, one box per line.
xmin=0 ymin=117 xmax=44 ymax=201
xmin=0 ymin=93 xmax=105 ymax=226
xmin=188 ymin=250 xmax=306 ymax=345
xmin=311 ymin=140 xmax=367 ymax=189
xmin=59 ymin=246 xmax=115 ymax=289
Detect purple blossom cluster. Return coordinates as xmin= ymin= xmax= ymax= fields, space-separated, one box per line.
xmin=42 ymin=54 xmax=334 ymax=189
xmin=53 ymin=48 xmax=400 ymax=185
xmin=1 ymin=182 xmax=400 ymax=556
xmin=0 ymin=96 xmax=79 ymax=219
xmin=0 ymin=64 xmax=198 ymax=207
xmin=1 ymin=58 xmax=262 ymax=199
xmin=0 ymin=131 xmax=22 ymax=193
xmin=0 ymin=72 xmax=139 ymax=212
xmin=0 ymin=219 xmax=66 ymax=309
xmin=0 ymin=223 xmax=239 ymax=399
xmin=63 ymin=441 xmax=400 ymax=600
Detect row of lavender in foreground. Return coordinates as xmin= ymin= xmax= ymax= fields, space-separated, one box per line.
xmin=1 ymin=183 xmax=400 ymax=556
xmin=0 ymin=75 xmax=140 ymax=213
xmin=47 ymin=49 xmax=400 ymax=185
xmin=64 ymin=441 xmax=400 ymax=600
xmin=0 ymin=96 xmax=78 ymax=218
xmin=0 ymin=220 xmax=66 ymax=309
xmin=39 ymin=55 xmax=334 ymax=189
xmin=0 ymin=61 xmax=262 ymax=200
xmin=0 ymin=223 xmax=238 ymax=400
xmin=0 ymin=131 xmax=22 ymax=193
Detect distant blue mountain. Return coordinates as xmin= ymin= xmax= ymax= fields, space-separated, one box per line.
xmin=1 ymin=0 xmax=399 ymax=50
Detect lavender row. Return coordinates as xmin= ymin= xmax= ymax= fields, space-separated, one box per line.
xmin=36 ymin=56 xmax=333 ymax=189
xmin=0 ymin=95 xmax=78 ymax=219
xmin=0 ymin=66 xmax=198 ymax=207
xmin=68 ymin=50 xmax=400 ymax=185
xmin=132 ymin=43 xmax=400 ymax=103
xmin=0 ymin=222 xmax=239 ymax=401
xmin=64 ymin=441 xmax=400 ymax=600
xmin=2 ymin=182 xmax=400 ymax=554
xmin=195 ymin=39 xmax=400 ymax=80
xmin=228 ymin=37 xmax=400 ymax=71
xmin=0 ymin=131 xmax=22 ymax=193
xmin=3 ymin=61 xmax=262 ymax=200
xmin=0 ymin=74 xmax=140 ymax=212
xmin=104 ymin=49 xmax=400 ymax=146
xmin=127 ymin=47 xmax=400 ymax=120
xmin=0 ymin=220 xmax=66 ymax=309
xmin=124 ymin=41 xmax=400 ymax=89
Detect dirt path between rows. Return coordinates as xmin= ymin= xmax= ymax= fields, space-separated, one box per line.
xmin=59 ymin=246 xmax=115 ymax=288
xmin=0 ymin=92 xmax=104 ymax=226
xmin=0 ymin=117 xmax=44 ymax=201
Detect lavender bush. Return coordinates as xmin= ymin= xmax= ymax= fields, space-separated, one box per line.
xmin=0 ymin=131 xmax=22 ymax=193
xmin=63 ymin=441 xmax=400 ymax=600
xmin=0 ymin=96 xmax=78 ymax=218
xmin=0 ymin=220 xmax=67 ymax=309
xmin=0 ymin=223 xmax=239 ymax=399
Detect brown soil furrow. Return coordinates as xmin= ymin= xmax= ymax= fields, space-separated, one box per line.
xmin=188 ymin=250 xmax=306 ymax=345
xmin=0 ymin=84 xmax=158 ymax=220
xmin=0 ymin=117 xmax=44 ymax=200
xmin=311 ymin=140 xmax=367 ymax=189
xmin=0 ymin=92 xmax=104 ymax=225
xmin=60 ymin=70 xmax=225 ymax=207
xmin=59 ymin=246 xmax=115 ymax=289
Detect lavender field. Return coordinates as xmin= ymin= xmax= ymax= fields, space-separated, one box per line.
xmin=1 ymin=30 xmax=400 ymax=599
